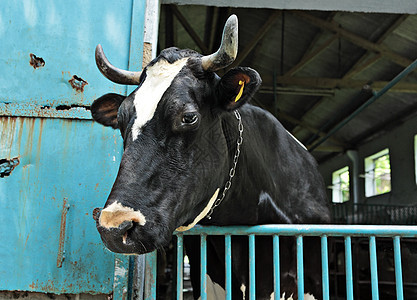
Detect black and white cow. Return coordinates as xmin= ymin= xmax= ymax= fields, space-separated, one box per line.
xmin=91 ymin=15 xmax=330 ymax=300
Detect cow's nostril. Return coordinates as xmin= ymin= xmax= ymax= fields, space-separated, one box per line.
xmin=119 ymin=220 xmax=134 ymax=233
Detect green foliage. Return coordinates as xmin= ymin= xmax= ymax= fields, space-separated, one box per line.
xmin=374 ymin=154 xmax=391 ymax=194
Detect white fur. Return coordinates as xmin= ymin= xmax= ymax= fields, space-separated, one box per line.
xmin=241 ymin=284 xmax=246 ymax=300
xmin=198 ymin=275 xmax=226 ymax=300
xmin=286 ymin=130 xmax=307 ymax=150
xmin=269 ymin=292 xmax=317 ymax=300
xmin=131 ymin=58 xmax=189 ymax=140
xmin=176 ymin=189 xmax=219 ymax=232
xmin=99 ymin=202 xmax=146 ymax=228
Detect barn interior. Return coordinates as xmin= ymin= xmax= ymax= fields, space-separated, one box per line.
xmin=155 ymin=3 xmax=417 ymax=299
xmin=2 ymin=1 xmax=417 ymax=299
xmin=157 ymin=2 xmax=417 ymax=220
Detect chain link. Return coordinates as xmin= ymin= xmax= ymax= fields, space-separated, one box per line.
xmin=206 ymin=110 xmax=243 ymax=219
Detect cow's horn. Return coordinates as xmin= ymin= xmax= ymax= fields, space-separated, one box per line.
xmin=95 ymin=44 xmax=142 ymax=85
xmin=201 ymin=15 xmax=238 ymax=71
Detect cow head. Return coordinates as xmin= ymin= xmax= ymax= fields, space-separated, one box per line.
xmin=91 ymin=15 xmax=261 ymax=254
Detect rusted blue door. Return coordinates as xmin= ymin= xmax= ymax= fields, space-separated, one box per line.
xmin=0 ymin=0 xmax=145 ymax=295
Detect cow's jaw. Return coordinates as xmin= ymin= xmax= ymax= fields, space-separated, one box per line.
xmin=131 ymin=58 xmax=189 ymax=140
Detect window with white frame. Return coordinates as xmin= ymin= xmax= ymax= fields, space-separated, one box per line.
xmin=331 ymin=166 xmax=350 ymax=203
xmin=364 ymin=148 xmax=391 ymax=197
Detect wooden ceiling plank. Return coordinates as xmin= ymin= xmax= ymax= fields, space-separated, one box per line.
xmin=342 ymin=53 xmax=383 ymax=79
xmin=285 ymin=34 xmax=339 ymax=77
xmin=343 ymin=15 xmax=408 ymax=79
xmin=229 ymin=10 xmax=281 ymax=69
xmin=284 ymin=12 xmax=338 ymax=76
xmin=277 ymin=112 xmax=348 ymax=147
xmin=292 ymin=11 xmax=413 ymax=68
xmin=274 ymin=76 xmax=417 ymax=93
xmin=290 ymin=15 xmax=409 ymax=136
xmin=170 ymin=5 xmax=210 ymax=54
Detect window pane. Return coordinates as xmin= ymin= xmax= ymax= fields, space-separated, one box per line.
xmin=364 ymin=148 xmax=391 ymax=197
xmin=374 ymin=154 xmax=391 ymax=194
xmin=332 ymin=166 xmax=349 ymax=203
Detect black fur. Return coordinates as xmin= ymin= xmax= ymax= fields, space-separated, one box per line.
xmin=91 ymin=47 xmax=330 ymax=299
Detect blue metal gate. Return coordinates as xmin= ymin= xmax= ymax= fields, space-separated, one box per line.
xmin=0 ymin=1 xmax=145 ymax=295
xmin=144 ymin=225 xmax=417 ymax=300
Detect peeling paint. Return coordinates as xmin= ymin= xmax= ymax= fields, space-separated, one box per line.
xmin=114 ymin=266 xmax=127 ymax=277
xmin=29 ymin=53 xmax=45 ymax=69
xmin=57 ymin=198 xmax=70 ymax=268
xmin=0 ymin=102 xmax=92 ymax=119
xmin=0 ymin=156 xmax=20 ymax=177
xmin=68 ymin=75 xmax=88 ymax=93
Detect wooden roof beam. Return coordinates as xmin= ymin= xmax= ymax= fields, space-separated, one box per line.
xmin=276 ymin=111 xmax=349 ymax=148
xmin=284 ymin=12 xmax=338 ymax=76
xmin=274 ymin=76 xmax=417 ymax=94
xmin=170 ymin=5 xmax=210 ymax=54
xmin=285 ymin=34 xmax=339 ymax=77
xmin=289 ymin=14 xmax=409 ymax=144
xmin=228 ymin=10 xmax=281 ymax=69
xmin=343 ymin=14 xmax=409 ymax=79
xmin=290 ymin=14 xmax=409 ymax=137
xmin=292 ymin=11 xmax=414 ymax=68
xmin=250 ymin=96 xmax=348 ymax=148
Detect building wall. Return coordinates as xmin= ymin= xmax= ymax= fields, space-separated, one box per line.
xmin=318 ymin=114 xmax=417 ymax=206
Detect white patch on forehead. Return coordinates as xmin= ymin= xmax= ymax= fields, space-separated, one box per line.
xmin=131 ymin=58 xmax=189 ymax=141
xmin=99 ymin=202 xmax=146 ymax=229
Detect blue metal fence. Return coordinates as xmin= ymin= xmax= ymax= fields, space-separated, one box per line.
xmin=143 ymin=224 xmax=417 ymax=300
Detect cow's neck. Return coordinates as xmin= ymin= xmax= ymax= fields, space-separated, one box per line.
xmin=176 ymin=109 xmax=245 ymax=230
xmin=205 ymin=110 xmax=243 ymax=220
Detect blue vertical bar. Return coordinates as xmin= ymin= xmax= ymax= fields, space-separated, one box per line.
xmin=113 ymin=255 xmax=130 ymax=300
xmin=273 ymin=235 xmax=280 ymax=300
xmin=296 ymin=236 xmax=304 ymax=300
xmin=177 ymin=235 xmax=184 ymax=300
xmin=249 ymin=234 xmax=256 ymax=300
xmin=201 ymin=234 xmax=207 ymax=300
xmin=321 ymin=236 xmax=330 ymax=300
xmin=393 ymin=236 xmax=404 ymax=300
xmin=345 ymin=236 xmax=354 ymax=300
xmin=225 ymin=235 xmax=232 ymax=300
xmin=369 ymin=236 xmax=379 ymax=300
xmin=144 ymin=251 xmax=157 ymax=300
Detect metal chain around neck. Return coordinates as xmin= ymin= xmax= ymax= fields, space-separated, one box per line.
xmin=206 ymin=110 xmax=243 ymax=219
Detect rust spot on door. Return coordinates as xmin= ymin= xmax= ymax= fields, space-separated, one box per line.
xmin=69 ymin=75 xmax=88 ymax=92
xmin=29 ymin=53 xmax=45 ymax=69
xmin=0 ymin=157 xmax=20 ymax=178
xmin=57 ymin=198 xmax=70 ymax=268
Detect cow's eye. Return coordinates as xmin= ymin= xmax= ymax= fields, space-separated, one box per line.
xmin=182 ymin=113 xmax=198 ymax=124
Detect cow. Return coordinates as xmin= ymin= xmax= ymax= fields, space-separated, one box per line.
xmin=91 ymin=15 xmax=330 ymax=300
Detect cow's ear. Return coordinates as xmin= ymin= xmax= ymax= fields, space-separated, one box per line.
xmin=91 ymin=93 xmax=126 ymax=128
xmin=217 ymin=67 xmax=261 ymax=111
